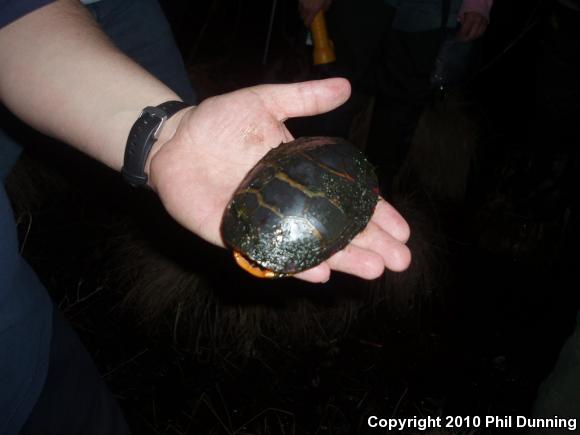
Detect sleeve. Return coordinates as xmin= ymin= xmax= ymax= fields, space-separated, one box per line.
xmin=458 ymin=0 xmax=493 ymax=22
xmin=0 ymin=0 xmax=55 ymax=29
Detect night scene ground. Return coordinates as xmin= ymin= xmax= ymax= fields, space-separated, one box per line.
xmin=4 ymin=0 xmax=579 ymax=433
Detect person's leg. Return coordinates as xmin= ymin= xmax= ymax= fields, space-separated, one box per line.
xmin=0 ymin=185 xmax=52 ymax=435
xmin=530 ymin=311 xmax=580 ymax=434
xmin=20 ymin=305 xmax=131 ymax=435
xmin=87 ymin=0 xmax=197 ymax=104
xmin=366 ymin=27 xmax=442 ymax=192
xmin=0 ymin=128 xmax=23 ymax=181
xmin=326 ymin=0 xmax=395 ymax=90
xmin=530 ymin=10 xmax=580 ymax=421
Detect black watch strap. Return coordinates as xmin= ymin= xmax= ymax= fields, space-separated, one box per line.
xmin=122 ymin=100 xmax=190 ymax=188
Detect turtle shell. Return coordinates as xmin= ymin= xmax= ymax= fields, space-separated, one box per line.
xmin=221 ymin=136 xmax=379 ymax=276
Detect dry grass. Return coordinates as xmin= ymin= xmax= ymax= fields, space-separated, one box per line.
xmin=396 ymin=91 xmax=480 ymax=202
xmin=6 ymin=147 xmax=449 ymax=362
xmin=106 ymin=187 xmax=448 ymax=360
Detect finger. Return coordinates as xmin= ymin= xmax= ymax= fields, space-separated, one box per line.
xmin=458 ymin=15 xmax=475 ymax=41
xmin=457 ymin=24 xmax=470 ymax=42
xmin=326 ymin=244 xmax=387 ymax=279
xmin=295 ymin=262 xmax=331 ymax=283
xmin=372 ymin=199 xmax=411 ymax=243
xmin=251 ymin=78 xmax=351 ymax=121
xmin=467 ymin=18 xmax=483 ymax=41
xmin=350 ymin=221 xmax=412 ymax=272
xmin=464 ymin=13 xmax=479 ymax=27
xmin=475 ymin=21 xmax=488 ymax=39
xmin=295 ymin=219 xmax=411 ymax=282
xmin=280 ymin=124 xmax=295 ymax=143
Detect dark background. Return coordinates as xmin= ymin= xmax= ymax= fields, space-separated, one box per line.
xmin=5 ymin=0 xmax=579 ymax=433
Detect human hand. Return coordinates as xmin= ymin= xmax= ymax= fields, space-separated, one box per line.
xmin=298 ymin=0 xmax=332 ymax=26
xmin=457 ymin=11 xmax=488 ymax=42
xmin=148 ymin=78 xmax=411 ymax=283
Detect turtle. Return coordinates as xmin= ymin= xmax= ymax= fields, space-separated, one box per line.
xmin=221 ymin=136 xmax=379 ymax=278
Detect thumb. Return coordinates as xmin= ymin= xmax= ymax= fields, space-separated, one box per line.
xmin=250 ymin=78 xmax=351 ymax=121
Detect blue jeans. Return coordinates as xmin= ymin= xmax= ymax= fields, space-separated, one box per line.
xmin=0 ymin=185 xmax=53 ymax=435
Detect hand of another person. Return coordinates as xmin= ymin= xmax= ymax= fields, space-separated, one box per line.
xmin=148 ymin=78 xmax=411 ymax=283
xmin=298 ymin=0 xmax=332 ymax=26
xmin=457 ymin=11 xmax=488 ymax=42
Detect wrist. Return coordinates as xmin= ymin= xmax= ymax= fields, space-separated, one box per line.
xmin=144 ymin=105 xmax=193 ymax=189
xmin=121 ymin=101 xmax=192 ymax=189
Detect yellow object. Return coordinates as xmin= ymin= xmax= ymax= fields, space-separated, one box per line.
xmin=310 ymin=11 xmax=336 ymax=65
xmin=233 ymin=251 xmax=278 ymax=279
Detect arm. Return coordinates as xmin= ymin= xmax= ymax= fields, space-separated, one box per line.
xmin=0 ymin=0 xmax=178 ymax=171
xmin=0 ymin=0 xmax=411 ymax=283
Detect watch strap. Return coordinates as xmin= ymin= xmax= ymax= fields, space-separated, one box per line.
xmin=122 ymin=100 xmax=190 ymax=188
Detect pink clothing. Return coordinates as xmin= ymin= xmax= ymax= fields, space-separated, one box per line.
xmin=459 ymin=0 xmax=493 ymax=21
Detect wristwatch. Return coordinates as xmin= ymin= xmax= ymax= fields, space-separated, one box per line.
xmin=122 ymin=100 xmax=190 ymax=188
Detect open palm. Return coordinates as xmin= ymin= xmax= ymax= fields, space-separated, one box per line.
xmin=149 ymin=79 xmax=411 ymax=283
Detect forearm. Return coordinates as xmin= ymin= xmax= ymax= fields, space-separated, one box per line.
xmin=0 ymin=0 xmax=181 ymax=171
